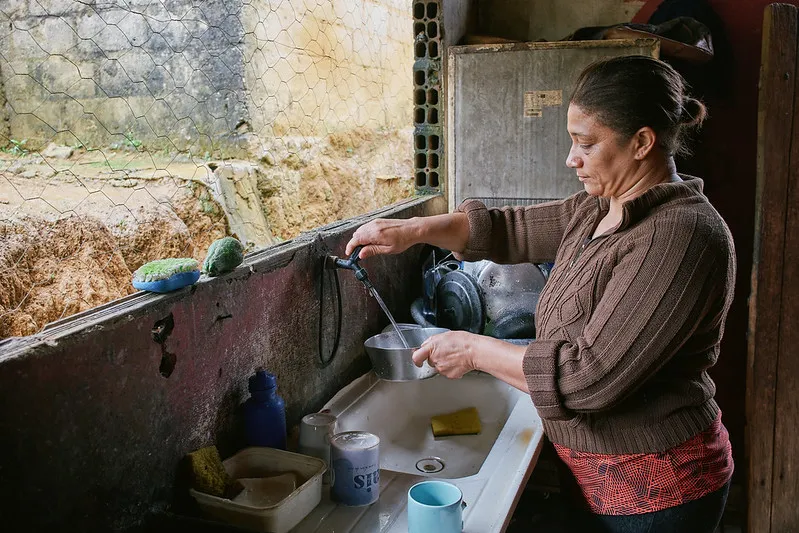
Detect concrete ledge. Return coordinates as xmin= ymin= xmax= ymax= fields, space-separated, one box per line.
xmin=0 ymin=195 xmax=446 ymax=532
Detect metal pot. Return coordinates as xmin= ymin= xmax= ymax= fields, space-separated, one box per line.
xmin=364 ymin=327 xmax=449 ymax=381
xmin=477 ymin=262 xmax=545 ymax=339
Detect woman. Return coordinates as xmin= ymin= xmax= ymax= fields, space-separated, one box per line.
xmin=345 ymin=56 xmax=734 ymax=532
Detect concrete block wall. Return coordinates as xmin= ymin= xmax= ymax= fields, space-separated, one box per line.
xmin=413 ymin=0 xmax=477 ymax=193
xmin=0 ymin=196 xmax=446 ymax=532
xmin=413 ymin=1 xmax=444 ymax=190
xmin=0 ymin=0 xmax=412 ymax=155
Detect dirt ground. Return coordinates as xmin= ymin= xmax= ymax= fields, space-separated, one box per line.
xmin=0 ymin=129 xmax=414 ymax=338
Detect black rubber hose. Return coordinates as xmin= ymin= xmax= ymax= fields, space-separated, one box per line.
xmin=318 ymin=265 xmax=342 ymax=368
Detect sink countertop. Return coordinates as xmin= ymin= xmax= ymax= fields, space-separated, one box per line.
xmin=291 ymin=372 xmax=545 ymax=533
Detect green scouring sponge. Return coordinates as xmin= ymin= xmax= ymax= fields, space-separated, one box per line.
xmin=203 ymin=237 xmax=244 ymax=276
xmin=132 ymin=258 xmax=200 ymax=293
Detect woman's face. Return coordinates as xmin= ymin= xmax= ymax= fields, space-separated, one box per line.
xmin=565 ymin=104 xmax=639 ymax=198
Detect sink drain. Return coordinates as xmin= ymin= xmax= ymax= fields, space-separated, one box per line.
xmin=416 ymin=457 xmax=445 ymax=473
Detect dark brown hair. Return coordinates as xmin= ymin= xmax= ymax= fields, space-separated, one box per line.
xmin=570 ymin=55 xmax=707 ymax=156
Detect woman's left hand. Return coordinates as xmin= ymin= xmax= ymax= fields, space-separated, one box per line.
xmin=412 ymin=330 xmax=481 ymax=379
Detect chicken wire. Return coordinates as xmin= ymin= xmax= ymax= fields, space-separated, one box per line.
xmin=0 ymin=0 xmax=416 ymax=338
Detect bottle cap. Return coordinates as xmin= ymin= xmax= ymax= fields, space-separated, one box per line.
xmin=249 ymin=370 xmax=277 ymax=392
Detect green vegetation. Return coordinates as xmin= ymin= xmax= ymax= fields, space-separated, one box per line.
xmin=109 ymin=131 xmax=143 ymax=152
xmin=123 ymin=131 xmax=143 ymax=150
xmin=197 ymin=187 xmax=221 ymax=216
xmin=2 ymin=139 xmax=28 ymax=156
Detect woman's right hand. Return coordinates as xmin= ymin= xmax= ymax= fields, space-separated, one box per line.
xmin=345 ymin=218 xmax=418 ymax=260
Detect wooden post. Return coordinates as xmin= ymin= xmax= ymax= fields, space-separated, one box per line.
xmin=748 ymin=4 xmax=799 ymax=533
xmin=771 ymin=3 xmax=799 ymax=527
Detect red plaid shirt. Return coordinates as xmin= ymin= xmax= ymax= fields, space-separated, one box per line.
xmin=554 ymin=413 xmax=734 ymax=515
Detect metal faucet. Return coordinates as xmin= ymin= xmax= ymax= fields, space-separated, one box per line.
xmin=327 ymin=245 xmax=373 ymax=289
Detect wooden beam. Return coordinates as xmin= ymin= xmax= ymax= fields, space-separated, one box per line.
xmin=771 ymin=3 xmax=799 ymax=530
xmin=748 ymin=4 xmax=799 ymax=533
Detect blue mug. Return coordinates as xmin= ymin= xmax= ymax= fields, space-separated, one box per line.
xmin=407 ymin=480 xmax=467 ymax=533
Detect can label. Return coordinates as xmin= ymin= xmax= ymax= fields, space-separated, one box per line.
xmin=330 ymin=431 xmax=380 ymax=506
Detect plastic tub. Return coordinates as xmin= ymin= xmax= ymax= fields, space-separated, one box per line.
xmin=190 ymin=447 xmax=326 ymax=533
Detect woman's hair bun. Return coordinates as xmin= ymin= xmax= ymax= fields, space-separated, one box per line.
xmin=680 ymin=97 xmax=708 ymax=128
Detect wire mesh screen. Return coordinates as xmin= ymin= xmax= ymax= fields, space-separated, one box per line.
xmin=0 ymin=0 xmax=415 ymax=338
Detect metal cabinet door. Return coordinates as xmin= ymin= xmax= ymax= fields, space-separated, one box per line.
xmin=446 ymin=39 xmax=659 ymax=209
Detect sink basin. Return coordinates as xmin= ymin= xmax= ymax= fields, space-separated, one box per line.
xmin=295 ymin=370 xmax=543 ymax=532
xmin=331 ymin=372 xmax=521 ymax=478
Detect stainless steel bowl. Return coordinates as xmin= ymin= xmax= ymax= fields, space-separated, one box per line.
xmin=364 ymin=327 xmax=449 ymax=381
xmin=381 ymin=323 xmax=422 ymax=334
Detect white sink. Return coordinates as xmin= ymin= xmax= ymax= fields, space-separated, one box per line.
xmin=292 ymin=371 xmax=544 ymax=533
xmin=333 ymin=372 xmax=521 ymax=479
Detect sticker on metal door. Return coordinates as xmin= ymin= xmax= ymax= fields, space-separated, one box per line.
xmin=524 ymin=90 xmax=562 ymax=117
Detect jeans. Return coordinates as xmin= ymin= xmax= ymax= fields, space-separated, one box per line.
xmin=567 ymin=480 xmax=731 ymax=533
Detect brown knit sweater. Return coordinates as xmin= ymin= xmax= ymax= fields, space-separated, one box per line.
xmin=456 ymin=176 xmax=736 ymax=454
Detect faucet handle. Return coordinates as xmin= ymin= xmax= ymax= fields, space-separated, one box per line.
xmin=348 ymin=245 xmax=364 ymax=265
xmin=327 ymin=244 xmax=373 ymax=289
xmin=329 ymin=244 xmax=364 ymax=271
xmin=347 ymin=245 xmax=372 ymax=288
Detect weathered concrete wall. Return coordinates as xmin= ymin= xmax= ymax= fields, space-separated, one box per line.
xmin=442 ymin=0 xmax=477 ymax=47
xmin=241 ymin=0 xmax=413 ymax=138
xmin=0 ymin=196 xmax=446 ymax=532
xmin=477 ymin=0 xmax=645 ymax=41
xmin=0 ymin=0 xmax=250 ymax=154
xmin=0 ymin=0 xmax=412 ymax=154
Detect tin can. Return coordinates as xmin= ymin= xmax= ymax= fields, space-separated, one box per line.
xmin=330 ymin=431 xmax=380 ymax=506
xmin=298 ymin=412 xmax=338 ymax=484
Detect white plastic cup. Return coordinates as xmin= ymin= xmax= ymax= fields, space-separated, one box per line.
xmin=298 ymin=412 xmax=337 ymax=484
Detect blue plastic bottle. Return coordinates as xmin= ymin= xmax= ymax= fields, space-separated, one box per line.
xmin=243 ymin=370 xmax=287 ymax=449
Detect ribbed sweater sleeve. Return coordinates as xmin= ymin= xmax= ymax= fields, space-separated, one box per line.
xmin=455 ymin=193 xmax=587 ymax=264
xmin=524 ymin=212 xmax=723 ymax=421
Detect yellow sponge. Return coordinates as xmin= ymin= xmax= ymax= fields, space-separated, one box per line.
xmin=187 ymin=445 xmax=243 ymax=499
xmin=431 ymin=407 xmax=481 ymax=437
